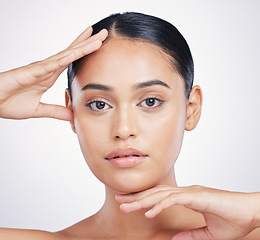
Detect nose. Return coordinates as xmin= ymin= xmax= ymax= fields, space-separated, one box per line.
xmin=111 ymin=106 xmax=137 ymax=140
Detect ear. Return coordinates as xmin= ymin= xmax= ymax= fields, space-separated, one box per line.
xmin=65 ymin=88 xmax=76 ymax=133
xmin=185 ymin=85 xmax=203 ymax=131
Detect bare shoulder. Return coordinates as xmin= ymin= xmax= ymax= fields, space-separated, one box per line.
xmin=0 ymin=215 xmax=102 ymax=240
xmin=0 ymin=228 xmax=65 ymax=240
xmin=57 ymin=214 xmax=101 ymax=239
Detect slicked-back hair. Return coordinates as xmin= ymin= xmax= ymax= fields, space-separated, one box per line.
xmin=67 ymin=12 xmax=194 ymax=99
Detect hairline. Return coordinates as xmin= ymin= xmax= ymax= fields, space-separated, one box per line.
xmin=69 ymin=32 xmax=187 ymax=101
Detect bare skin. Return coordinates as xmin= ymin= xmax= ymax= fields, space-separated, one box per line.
xmin=0 ymin=27 xmax=260 ymax=240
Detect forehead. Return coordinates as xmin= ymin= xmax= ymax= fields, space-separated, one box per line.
xmin=73 ymin=37 xmax=180 ymax=89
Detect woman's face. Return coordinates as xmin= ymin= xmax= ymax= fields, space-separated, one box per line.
xmin=69 ymin=38 xmax=189 ymax=193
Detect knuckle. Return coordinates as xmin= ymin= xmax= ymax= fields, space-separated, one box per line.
xmin=168 ymin=192 xmax=176 ymax=199
xmin=139 ymin=200 xmax=148 ymax=209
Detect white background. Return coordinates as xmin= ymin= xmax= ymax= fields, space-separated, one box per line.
xmin=0 ymin=0 xmax=259 ymax=232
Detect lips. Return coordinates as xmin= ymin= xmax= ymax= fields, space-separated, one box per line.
xmin=105 ymin=148 xmax=148 ymax=168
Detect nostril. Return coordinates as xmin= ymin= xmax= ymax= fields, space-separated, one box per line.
xmin=114 ymin=133 xmax=135 ymax=140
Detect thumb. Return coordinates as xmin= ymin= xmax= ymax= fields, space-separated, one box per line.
xmin=34 ymin=103 xmax=73 ymax=121
xmin=172 ymin=227 xmax=212 ymax=240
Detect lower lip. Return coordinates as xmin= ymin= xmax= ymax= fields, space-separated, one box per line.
xmin=107 ymin=156 xmax=147 ymax=168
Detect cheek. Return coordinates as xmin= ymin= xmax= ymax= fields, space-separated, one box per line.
xmin=142 ymin=105 xmax=186 ymax=164
xmin=73 ymin=111 xmax=109 ymax=167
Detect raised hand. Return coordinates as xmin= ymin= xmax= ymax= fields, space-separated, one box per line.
xmin=116 ymin=185 xmax=260 ymax=240
xmin=0 ymin=27 xmax=108 ymax=121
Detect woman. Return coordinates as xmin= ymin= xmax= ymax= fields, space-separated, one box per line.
xmin=0 ymin=12 xmax=260 ymax=240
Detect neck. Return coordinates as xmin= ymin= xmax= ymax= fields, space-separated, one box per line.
xmin=93 ymin=170 xmax=181 ymax=238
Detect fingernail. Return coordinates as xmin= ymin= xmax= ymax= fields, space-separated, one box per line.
xmin=85 ymin=26 xmax=92 ymax=34
xmin=145 ymin=209 xmax=152 ymax=216
xmin=120 ymin=203 xmax=128 ymax=209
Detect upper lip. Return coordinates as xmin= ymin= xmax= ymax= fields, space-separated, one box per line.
xmin=105 ymin=148 xmax=148 ymax=160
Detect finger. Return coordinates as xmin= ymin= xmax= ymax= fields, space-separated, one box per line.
xmin=67 ymin=37 xmax=104 ymax=61
xmin=146 ymin=191 xmax=211 ymax=219
xmin=172 ymin=227 xmax=212 ymax=240
xmin=34 ymin=103 xmax=73 ymax=121
xmin=145 ymin=192 xmax=182 ymax=218
xmin=69 ymin=26 xmax=93 ymax=47
xmin=116 ymin=185 xmax=177 ymax=203
xmin=30 ymin=55 xmax=73 ymax=78
xmin=32 ymin=39 xmax=103 ymax=78
xmin=119 ymin=190 xmax=176 ymax=213
xmin=46 ymin=28 xmax=108 ymax=62
xmin=70 ymin=28 xmax=108 ymax=50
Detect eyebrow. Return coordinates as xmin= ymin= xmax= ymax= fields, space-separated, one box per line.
xmin=135 ymin=80 xmax=171 ymax=89
xmin=81 ymin=83 xmax=112 ymax=91
xmin=81 ymin=79 xmax=171 ymax=92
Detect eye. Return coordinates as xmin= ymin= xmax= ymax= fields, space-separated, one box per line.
xmin=138 ymin=97 xmax=165 ymax=109
xmin=85 ymin=100 xmax=111 ymax=111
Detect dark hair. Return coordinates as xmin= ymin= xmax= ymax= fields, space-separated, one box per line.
xmin=67 ymin=12 xmax=194 ymax=99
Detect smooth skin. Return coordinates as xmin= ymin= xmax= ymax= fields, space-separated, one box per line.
xmin=0 ymin=27 xmax=260 ymax=240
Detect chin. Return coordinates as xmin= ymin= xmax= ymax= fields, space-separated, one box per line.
xmin=87 ymin=158 xmax=174 ymax=194
xmin=104 ymin=174 xmax=161 ymax=194
xmin=112 ymin=185 xmax=155 ymax=194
